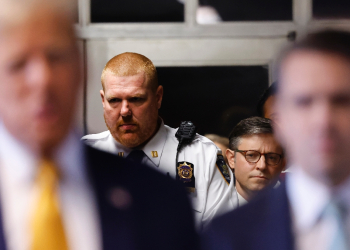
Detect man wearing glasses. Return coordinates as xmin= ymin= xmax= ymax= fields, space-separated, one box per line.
xmin=226 ymin=117 xmax=285 ymax=206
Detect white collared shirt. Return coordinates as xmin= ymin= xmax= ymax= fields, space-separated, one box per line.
xmin=287 ymin=165 xmax=350 ymax=250
xmin=236 ymin=189 xmax=248 ymax=207
xmin=82 ymin=121 xmax=237 ymax=230
xmin=0 ymin=124 xmax=101 ymax=250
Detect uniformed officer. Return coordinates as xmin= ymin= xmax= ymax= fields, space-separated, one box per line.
xmin=82 ymin=52 xmax=236 ymax=230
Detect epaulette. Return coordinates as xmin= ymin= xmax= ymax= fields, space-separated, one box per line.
xmin=216 ymin=154 xmax=231 ymax=185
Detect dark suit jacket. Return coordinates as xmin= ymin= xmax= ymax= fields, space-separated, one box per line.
xmin=202 ymin=183 xmax=294 ymax=250
xmin=0 ymin=145 xmax=199 ymax=250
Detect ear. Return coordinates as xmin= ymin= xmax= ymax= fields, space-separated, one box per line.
xmin=100 ymin=90 xmax=106 ymax=108
xmin=156 ymin=85 xmax=164 ymax=109
xmin=226 ymin=149 xmax=236 ymax=171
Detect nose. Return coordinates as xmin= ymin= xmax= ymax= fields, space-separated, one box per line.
xmin=120 ymin=100 xmax=131 ymax=117
xmin=26 ymin=55 xmax=53 ymax=89
xmin=256 ymin=155 xmax=267 ymax=171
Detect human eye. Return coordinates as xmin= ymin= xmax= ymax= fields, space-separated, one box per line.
xmin=108 ymin=98 xmax=121 ymax=104
xmin=245 ymin=151 xmax=259 ymax=161
xmin=294 ymin=95 xmax=312 ymax=108
xmin=47 ymin=47 xmax=75 ymax=64
xmin=129 ymin=97 xmax=144 ymax=103
xmin=246 ymin=152 xmax=255 ymax=158
xmin=267 ymin=154 xmax=278 ymax=160
xmin=48 ymin=51 xmax=66 ymax=63
xmin=7 ymin=58 xmax=26 ymax=74
xmin=266 ymin=153 xmax=281 ymax=165
xmin=332 ymin=94 xmax=350 ymax=107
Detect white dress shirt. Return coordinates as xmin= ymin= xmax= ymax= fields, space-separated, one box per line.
xmin=236 ymin=189 xmax=248 ymax=207
xmin=82 ymin=121 xmax=237 ymax=230
xmin=0 ymin=123 xmax=101 ymax=250
xmin=287 ymin=165 xmax=350 ymax=250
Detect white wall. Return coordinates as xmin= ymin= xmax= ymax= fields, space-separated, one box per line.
xmin=77 ymin=0 xmax=350 ymax=134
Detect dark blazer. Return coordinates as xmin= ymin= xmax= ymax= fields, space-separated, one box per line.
xmin=202 ymin=183 xmax=294 ymax=250
xmin=0 ymin=145 xmax=199 ymax=250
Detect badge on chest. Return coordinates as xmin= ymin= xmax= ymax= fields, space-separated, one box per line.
xmin=176 ymin=161 xmax=196 ymax=193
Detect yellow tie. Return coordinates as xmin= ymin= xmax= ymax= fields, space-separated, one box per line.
xmin=31 ymin=159 xmax=68 ymax=250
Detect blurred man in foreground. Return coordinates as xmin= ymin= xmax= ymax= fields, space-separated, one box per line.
xmin=82 ymin=52 xmax=235 ymax=230
xmin=203 ymin=29 xmax=350 ymax=250
xmin=226 ymin=117 xmax=285 ymax=207
xmin=0 ymin=1 xmax=198 ymax=249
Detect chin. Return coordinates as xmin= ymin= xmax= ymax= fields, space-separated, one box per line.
xmin=118 ymin=134 xmax=143 ymax=148
xmin=250 ymin=181 xmax=269 ymax=190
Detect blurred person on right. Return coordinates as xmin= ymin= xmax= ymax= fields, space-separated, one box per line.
xmin=202 ymin=29 xmax=350 ymax=250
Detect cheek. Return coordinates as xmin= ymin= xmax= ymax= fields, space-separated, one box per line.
xmin=267 ymin=167 xmax=281 ymax=178
xmin=133 ymin=104 xmax=155 ymax=120
xmin=235 ymin=161 xmax=251 ymax=179
xmin=104 ymin=108 xmax=119 ymax=123
xmin=0 ymin=81 xmax=27 ymax=112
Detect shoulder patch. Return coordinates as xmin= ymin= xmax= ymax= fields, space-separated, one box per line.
xmin=216 ymin=154 xmax=231 ymax=185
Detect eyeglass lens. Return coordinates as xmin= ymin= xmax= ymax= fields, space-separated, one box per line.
xmin=245 ymin=150 xmax=281 ymax=165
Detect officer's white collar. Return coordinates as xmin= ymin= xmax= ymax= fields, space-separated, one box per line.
xmin=140 ymin=120 xmax=167 ymax=167
xmin=236 ymin=188 xmax=248 ymax=207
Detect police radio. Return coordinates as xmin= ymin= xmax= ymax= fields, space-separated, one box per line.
xmin=175 ymin=121 xmax=197 ymax=153
xmin=175 ymin=121 xmax=197 ymax=192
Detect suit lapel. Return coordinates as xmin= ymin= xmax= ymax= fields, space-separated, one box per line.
xmin=244 ymin=183 xmax=294 ymax=250
xmin=266 ymin=182 xmax=294 ymax=250
xmin=85 ymin=146 xmax=137 ymax=250
xmin=0 ymin=202 xmax=7 ymax=250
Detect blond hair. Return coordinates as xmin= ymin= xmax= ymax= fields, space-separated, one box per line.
xmin=0 ymin=0 xmax=76 ymax=32
xmin=101 ymin=52 xmax=158 ymax=91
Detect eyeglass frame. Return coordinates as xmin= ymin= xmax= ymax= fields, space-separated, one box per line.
xmin=234 ymin=149 xmax=283 ymax=166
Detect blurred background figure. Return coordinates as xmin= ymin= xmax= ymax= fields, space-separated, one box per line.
xmin=0 ymin=0 xmax=198 ymax=250
xmin=257 ymin=82 xmax=278 ymax=121
xmin=204 ymin=134 xmax=229 ymax=162
xmin=226 ymin=117 xmax=285 ymax=206
xmin=203 ymin=29 xmax=350 ymax=250
xmin=196 ymin=6 xmax=222 ymax=24
xmin=257 ymin=82 xmax=289 ymax=178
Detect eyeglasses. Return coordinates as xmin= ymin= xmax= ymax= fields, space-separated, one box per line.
xmin=235 ymin=150 xmax=283 ymax=166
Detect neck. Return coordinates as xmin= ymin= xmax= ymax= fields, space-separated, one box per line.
xmin=133 ymin=118 xmax=161 ymax=149
xmin=235 ymin=181 xmax=256 ymax=201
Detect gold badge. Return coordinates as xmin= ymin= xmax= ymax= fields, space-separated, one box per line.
xmin=177 ymin=162 xmax=193 ymax=181
xmin=151 ymin=151 xmax=158 ymax=158
xmin=118 ymin=152 xmax=124 ymax=157
xmin=222 ymin=164 xmax=229 ymax=175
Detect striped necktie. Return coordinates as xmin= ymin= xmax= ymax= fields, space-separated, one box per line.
xmin=323 ymin=200 xmax=349 ymax=250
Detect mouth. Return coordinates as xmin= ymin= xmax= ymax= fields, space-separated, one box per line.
xmin=119 ymin=124 xmax=137 ymax=130
xmin=252 ymin=176 xmax=269 ymax=180
xmin=35 ymin=106 xmax=59 ymax=123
